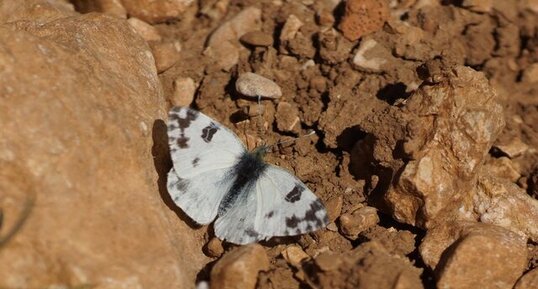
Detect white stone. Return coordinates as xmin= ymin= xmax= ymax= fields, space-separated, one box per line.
xmin=171 ymin=77 xmax=196 ymax=107
xmin=235 ymin=72 xmax=282 ymax=99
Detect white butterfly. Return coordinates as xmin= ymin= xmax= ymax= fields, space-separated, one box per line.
xmin=166 ymin=107 xmax=329 ymax=244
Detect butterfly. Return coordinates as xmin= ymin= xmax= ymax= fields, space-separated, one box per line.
xmin=166 ymin=107 xmax=329 ymax=244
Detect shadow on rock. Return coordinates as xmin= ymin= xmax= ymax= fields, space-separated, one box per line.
xmin=151 ymin=119 xmax=200 ymax=229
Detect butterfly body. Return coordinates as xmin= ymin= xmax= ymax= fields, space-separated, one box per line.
xmin=167 ymin=107 xmax=328 ymax=244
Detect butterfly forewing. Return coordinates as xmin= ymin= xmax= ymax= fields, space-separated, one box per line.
xmin=167 ymin=107 xmax=246 ymax=177
xmin=167 ymin=107 xmax=245 ymax=224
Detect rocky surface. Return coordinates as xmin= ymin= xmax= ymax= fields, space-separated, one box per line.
xmin=210 ymin=244 xmax=269 ymax=289
xmin=420 ymin=222 xmax=528 ymax=289
xmin=309 ymin=241 xmax=424 ymax=289
xmin=0 ymin=2 xmax=208 ymax=288
xmin=2 ymin=0 xmax=538 ymax=289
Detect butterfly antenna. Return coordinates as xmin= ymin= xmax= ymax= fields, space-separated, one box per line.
xmin=256 ymin=94 xmax=265 ymax=145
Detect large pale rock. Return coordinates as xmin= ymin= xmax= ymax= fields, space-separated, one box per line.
xmin=473 ymin=175 xmax=538 ymax=241
xmin=0 ymin=3 xmax=207 ymax=289
xmin=210 ymin=244 xmax=269 ymax=289
xmin=419 ymin=222 xmax=527 ymax=289
xmin=355 ymin=63 xmax=506 ymax=229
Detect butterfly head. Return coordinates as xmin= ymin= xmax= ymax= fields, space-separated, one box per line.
xmin=252 ymin=145 xmax=270 ymax=159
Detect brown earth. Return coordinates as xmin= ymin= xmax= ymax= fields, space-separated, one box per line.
xmin=1 ymin=0 xmax=537 ymax=289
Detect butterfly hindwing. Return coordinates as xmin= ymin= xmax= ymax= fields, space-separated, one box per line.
xmin=254 ymin=165 xmax=329 ymax=237
xmin=167 ymin=167 xmax=235 ymax=224
xmin=213 ymin=184 xmax=261 ymax=244
xmin=167 ymin=107 xmax=246 ymax=224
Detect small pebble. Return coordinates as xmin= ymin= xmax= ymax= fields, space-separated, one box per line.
xmin=243 ymin=104 xmax=265 ymax=117
xmin=151 ymin=41 xmax=181 ymax=73
xmin=275 ymin=102 xmax=300 ymax=133
xmin=338 ymin=206 xmax=379 ymax=239
xmin=324 ymin=195 xmax=343 ymax=223
xmin=204 ymin=237 xmax=224 ymax=258
xmin=235 ymin=72 xmax=282 ymax=99
xmin=280 ymin=14 xmax=303 ymax=42
xmin=522 ymin=63 xmax=538 ymax=83
xmin=353 ymin=39 xmax=388 ymax=71
xmin=210 ymin=244 xmax=269 ymax=289
xmin=314 ymin=251 xmax=342 ymax=271
xmin=494 ymin=138 xmax=529 ymax=158
xmin=317 ymin=10 xmax=335 ymax=27
xmin=171 ymin=77 xmax=196 ymax=107
xmin=127 ymin=17 xmax=161 ymax=42
xmin=339 ymin=0 xmax=389 ymax=41
xmin=281 ymin=245 xmax=310 ymax=268
xmin=240 ymin=31 xmax=274 ymax=47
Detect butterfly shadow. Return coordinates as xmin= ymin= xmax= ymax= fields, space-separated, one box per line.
xmin=151 ymin=119 xmax=201 ymax=230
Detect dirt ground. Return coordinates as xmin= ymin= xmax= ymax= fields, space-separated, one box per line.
xmin=150 ymin=0 xmax=538 ymax=288
xmin=2 ymin=0 xmax=538 ymax=288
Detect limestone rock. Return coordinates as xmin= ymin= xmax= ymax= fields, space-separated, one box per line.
xmin=352 ymin=38 xmax=389 ymax=72
xmin=522 ymin=63 xmax=538 ymax=83
xmin=210 ymin=244 xmax=269 ymax=289
xmin=275 ymin=102 xmax=300 ymax=133
xmin=514 ymin=268 xmax=538 ymax=289
xmin=127 ymin=17 xmax=162 ymax=42
xmin=280 ymin=14 xmax=303 ymax=42
xmin=493 ymin=138 xmax=529 ymax=158
xmin=338 ymin=0 xmax=389 ymax=41
xmin=0 ymin=3 xmax=208 ymax=288
xmin=419 ymin=222 xmax=527 ymax=289
xmin=71 ymin=0 xmax=127 ymax=18
xmin=205 ymin=7 xmax=261 ymax=71
xmin=171 ymin=76 xmax=196 ymax=107
xmin=356 ymin=64 xmax=505 ymax=228
xmin=204 ymin=237 xmax=224 ymax=258
xmin=235 ymin=72 xmax=282 ymax=99
xmin=282 ymin=245 xmax=310 ymax=268
xmin=474 ymin=175 xmax=538 ymax=242
xmin=122 ymin=0 xmax=194 ymax=23
xmin=324 ymin=195 xmax=343 ymax=223
xmin=338 ymin=206 xmax=379 ymax=239
xmin=240 ymin=31 xmax=273 ymax=47
xmin=151 ymin=40 xmax=182 ymax=73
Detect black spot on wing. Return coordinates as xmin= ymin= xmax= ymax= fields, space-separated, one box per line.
xmin=177 ymin=137 xmax=190 ymax=148
xmin=265 ymin=211 xmax=274 ymax=219
xmin=304 ymin=199 xmax=328 ymax=227
xmin=285 ymin=215 xmax=300 ymax=228
xmin=169 ymin=108 xmax=199 ymax=149
xmin=201 ymin=122 xmax=219 ymax=143
xmin=175 ymin=177 xmax=190 ymax=192
xmin=245 ymin=228 xmax=259 ymax=238
xmin=285 ymin=184 xmax=304 ymax=203
xmin=192 ymin=157 xmax=200 ymax=167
